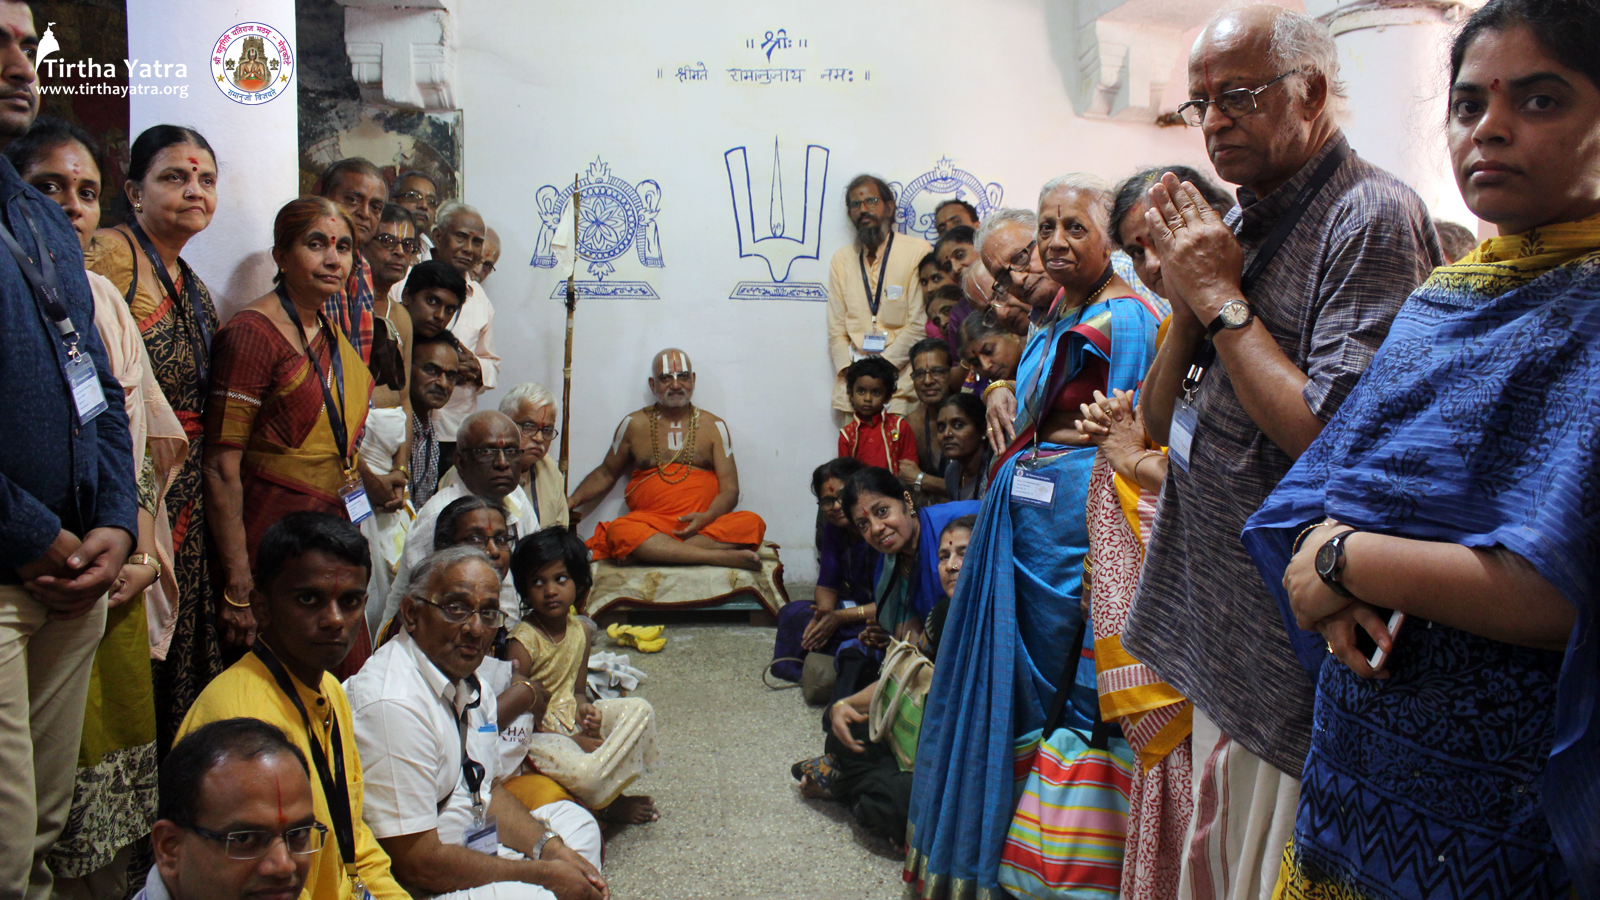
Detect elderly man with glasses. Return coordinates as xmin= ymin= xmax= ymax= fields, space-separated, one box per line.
xmin=568 ymin=348 xmax=766 ymax=571
xmin=1121 ymin=5 xmax=1444 ymax=896
xmin=825 ymin=174 xmax=932 ymax=417
xmin=500 ymin=383 xmax=570 ymax=529
xmin=380 ymin=410 xmax=537 ymax=633
xmin=348 ymin=547 xmax=606 ymax=900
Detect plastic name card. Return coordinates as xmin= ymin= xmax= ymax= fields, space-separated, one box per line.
xmin=465 ymin=816 xmax=498 ymax=855
xmin=1011 ymin=468 xmax=1056 ymax=508
xmin=66 ymin=353 xmax=107 ymax=424
xmin=340 ymin=482 xmax=374 ymax=525
xmin=862 ymin=332 xmax=888 ymax=353
xmin=1169 ymin=399 xmax=1198 ymax=472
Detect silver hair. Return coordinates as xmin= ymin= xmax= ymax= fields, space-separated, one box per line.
xmin=973 ymin=207 xmax=1037 ymax=253
xmin=433 ymin=200 xmax=481 ymax=235
xmin=404 ymin=545 xmax=496 ymax=604
xmin=1037 ymin=174 xmax=1113 ymax=233
xmin=1268 ymin=7 xmax=1347 ymax=112
xmin=498 ymin=382 xmax=558 ymax=417
xmin=455 ymin=409 xmax=516 ymax=445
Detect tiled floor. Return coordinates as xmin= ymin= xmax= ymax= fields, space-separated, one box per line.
xmin=597 ymin=609 xmax=905 ymax=900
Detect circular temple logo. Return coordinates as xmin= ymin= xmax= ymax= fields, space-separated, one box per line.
xmin=211 ymin=23 xmax=293 ymax=104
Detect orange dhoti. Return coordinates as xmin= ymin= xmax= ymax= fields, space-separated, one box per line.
xmin=587 ymin=466 xmax=767 ymax=560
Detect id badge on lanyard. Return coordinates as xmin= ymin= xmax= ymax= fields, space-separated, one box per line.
xmin=465 ymin=814 xmax=499 ymax=855
xmin=1010 ymin=455 xmax=1057 ymax=508
xmin=1168 ymin=397 xmax=1198 ymax=472
xmin=340 ymin=479 xmax=373 ymax=524
xmin=65 ymin=351 xmax=107 ymax=424
xmin=862 ymin=319 xmax=888 ymax=354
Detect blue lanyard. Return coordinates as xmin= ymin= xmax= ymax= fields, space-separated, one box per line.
xmin=275 ymin=285 xmax=352 ymax=467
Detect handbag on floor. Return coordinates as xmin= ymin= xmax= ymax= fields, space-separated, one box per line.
xmin=998 ymin=621 xmax=1135 ymax=900
xmin=867 ymin=637 xmax=933 ymax=771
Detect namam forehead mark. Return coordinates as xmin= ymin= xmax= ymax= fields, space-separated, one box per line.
xmin=653 ymin=348 xmax=692 ymax=377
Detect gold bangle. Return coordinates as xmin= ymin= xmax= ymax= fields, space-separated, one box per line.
xmin=222 ymin=592 xmax=252 ymax=608
xmin=982 ymin=380 xmax=1015 ymax=401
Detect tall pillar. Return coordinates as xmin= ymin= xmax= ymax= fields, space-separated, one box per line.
xmin=1309 ymin=0 xmax=1478 ymax=230
xmin=128 ymin=0 xmax=299 ymax=322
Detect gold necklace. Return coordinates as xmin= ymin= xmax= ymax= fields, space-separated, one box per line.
xmin=648 ymin=405 xmax=698 ymax=485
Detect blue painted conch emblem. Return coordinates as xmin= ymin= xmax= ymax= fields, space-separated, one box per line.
xmin=724 ymin=139 xmax=830 ymax=300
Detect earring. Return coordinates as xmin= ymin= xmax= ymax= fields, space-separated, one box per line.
xmin=133 ymin=202 xmax=142 ymax=213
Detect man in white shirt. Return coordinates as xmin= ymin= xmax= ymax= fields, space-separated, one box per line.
xmin=430 ymin=201 xmax=499 ymax=470
xmin=347 ymin=547 xmax=604 ymax=900
xmin=381 ymin=411 xmax=535 ymax=633
xmin=139 ymin=719 xmax=316 ymax=900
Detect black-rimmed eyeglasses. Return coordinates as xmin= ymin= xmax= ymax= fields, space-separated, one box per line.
xmin=370 ymin=232 xmax=422 ymax=256
xmin=1176 ymin=70 xmax=1300 ymax=127
xmin=415 ymin=597 xmax=509 ymax=628
xmin=186 ymin=823 xmax=327 ymax=860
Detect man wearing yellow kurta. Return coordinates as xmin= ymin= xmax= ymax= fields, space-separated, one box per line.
xmin=177 ymin=513 xmax=406 ymax=900
xmin=827 ymin=174 xmax=932 ymax=414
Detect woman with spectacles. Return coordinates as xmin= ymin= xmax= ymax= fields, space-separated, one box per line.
xmin=906 ymin=175 xmax=1165 ymax=897
xmin=500 ymin=382 xmax=570 ymax=529
xmin=203 ymin=198 xmax=375 ymax=670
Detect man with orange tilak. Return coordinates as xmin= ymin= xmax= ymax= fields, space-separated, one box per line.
xmin=567 ymin=349 xmax=765 ymax=571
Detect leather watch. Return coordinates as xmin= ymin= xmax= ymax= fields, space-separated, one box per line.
xmin=1206 ymin=299 xmax=1253 ymax=338
xmin=1314 ymin=529 xmax=1357 ymax=598
xmin=128 ymin=552 xmax=162 ymax=580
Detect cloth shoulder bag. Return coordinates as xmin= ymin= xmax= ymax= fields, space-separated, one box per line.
xmin=867 ymin=636 xmax=934 ymax=771
xmin=998 ymin=621 xmax=1136 ymax=900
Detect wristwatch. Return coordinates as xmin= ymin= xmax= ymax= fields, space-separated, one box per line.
xmin=1206 ymin=299 xmax=1253 ymax=337
xmin=128 ymin=553 xmax=161 ymax=580
xmin=914 ymin=472 xmax=925 ymax=490
xmin=1315 ymin=529 xmax=1358 ymax=598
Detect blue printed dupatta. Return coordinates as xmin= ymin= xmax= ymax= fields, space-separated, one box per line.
xmin=904 ymin=294 xmax=1161 ymax=900
xmin=1241 ymin=219 xmax=1600 ymax=898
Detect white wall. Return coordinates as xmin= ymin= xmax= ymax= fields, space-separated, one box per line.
xmin=128 ymin=0 xmax=299 ymax=322
xmin=454 ymin=0 xmax=1212 ymax=581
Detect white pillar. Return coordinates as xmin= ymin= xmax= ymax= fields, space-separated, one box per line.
xmin=127 ymin=0 xmax=299 ymax=322
xmin=1309 ymin=0 xmax=1478 ymax=231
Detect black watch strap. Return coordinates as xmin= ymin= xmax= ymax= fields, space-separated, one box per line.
xmin=1317 ymin=529 xmax=1358 ymax=598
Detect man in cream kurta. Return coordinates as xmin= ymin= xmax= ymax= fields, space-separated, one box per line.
xmin=827 ymin=175 xmax=931 ymax=414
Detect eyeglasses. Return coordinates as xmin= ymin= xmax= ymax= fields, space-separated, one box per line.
xmin=517 ymin=421 xmax=558 ymax=439
xmin=416 ymin=597 xmax=509 ymax=628
xmin=479 ymin=261 xmax=497 ymax=277
xmin=396 ymin=190 xmax=439 ymax=208
xmin=846 ymin=197 xmax=884 ymax=212
xmin=459 ymin=532 xmax=512 ymax=551
xmin=370 ymin=232 xmax=422 ymax=255
xmin=460 ymin=447 xmax=520 ymax=464
xmin=1176 ymin=70 xmax=1300 ymax=127
xmin=418 ymin=362 xmax=458 ymax=383
xmin=186 ymin=823 xmax=327 ymax=860
xmin=818 ymin=495 xmax=843 ymax=509
xmin=912 ymin=366 xmax=951 ymax=381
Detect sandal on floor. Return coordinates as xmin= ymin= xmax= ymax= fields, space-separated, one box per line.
xmin=790 ymin=753 xmax=839 ymax=799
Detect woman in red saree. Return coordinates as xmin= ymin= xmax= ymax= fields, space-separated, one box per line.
xmin=203 ymin=197 xmax=374 ymax=670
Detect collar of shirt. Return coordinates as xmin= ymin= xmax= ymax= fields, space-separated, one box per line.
xmin=138 ymin=871 xmax=173 ymax=900
xmin=412 ymin=410 xmax=436 ymax=438
xmin=1233 ymin=131 xmax=1350 ymax=243
xmin=253 ymin=640 xmax=334 ymax=723
xmin=437 ymin=467 xmax=531 ymax=525
xmin=395 ymin=628 xmax=480 ymax=717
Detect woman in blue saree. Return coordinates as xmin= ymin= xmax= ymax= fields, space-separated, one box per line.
xmin=905 ymin=178 xmax=1164 ymax=899
xmin=1240 ymin=2 xmax=1600 ymax=896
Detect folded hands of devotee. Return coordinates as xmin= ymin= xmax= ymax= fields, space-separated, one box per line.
xmin=800 ymin=606 xmax=841 ymax=651
xmin=858 ymin=623 xmax=890 ymax=650
xmin=1284 ymin=518 xmax=1392 ymax=680
xmin=21 ymin=527 xmax=134 ymax=620
xmin=1144 ymin=173 xmax=1245 ymax=323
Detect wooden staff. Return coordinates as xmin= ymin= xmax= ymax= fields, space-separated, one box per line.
xmin=559 ymin=174 xmax=579 ymax=491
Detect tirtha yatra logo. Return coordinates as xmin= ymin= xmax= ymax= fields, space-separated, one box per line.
xmin=34 ymin=22 xmax=191 ymax=99
xmin=211 ymin=23 xmax=293 ymax=105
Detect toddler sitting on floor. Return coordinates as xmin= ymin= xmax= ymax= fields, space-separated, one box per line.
xmin=507 ymin=526 xmax=661 ymax=824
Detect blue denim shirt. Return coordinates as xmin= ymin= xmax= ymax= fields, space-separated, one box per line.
xmin=0 ymin=155 xmax=136 ymax=581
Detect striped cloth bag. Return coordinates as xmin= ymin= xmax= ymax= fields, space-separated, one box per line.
xmin=999 ymin=621 xmax=1135 ymax=899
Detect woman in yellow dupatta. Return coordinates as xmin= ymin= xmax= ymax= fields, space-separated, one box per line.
xmin=203 ymin=198 xmax=373 ymax=660
xmin=1075 ymin=165 xmax=1236 ymax=900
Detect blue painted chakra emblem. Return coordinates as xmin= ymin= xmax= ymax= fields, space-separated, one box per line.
xmin=890 ymin=157 xmax=1004 ymax=242
xmin=531 ymin=157 xmax=664 ymax=298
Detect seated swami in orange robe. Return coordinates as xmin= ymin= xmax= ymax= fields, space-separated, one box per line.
xmin=568 ymin=349 xmax=765 ymax=571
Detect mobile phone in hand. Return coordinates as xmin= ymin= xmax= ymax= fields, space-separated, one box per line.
xmin=1354 ymin=607 xmax=1406 ymax=670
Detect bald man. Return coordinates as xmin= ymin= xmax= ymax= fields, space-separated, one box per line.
xmin=568 ymin=349 xmax=765 ymax=570
xmin=380 ymin=410 xmax=536 ymax=632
